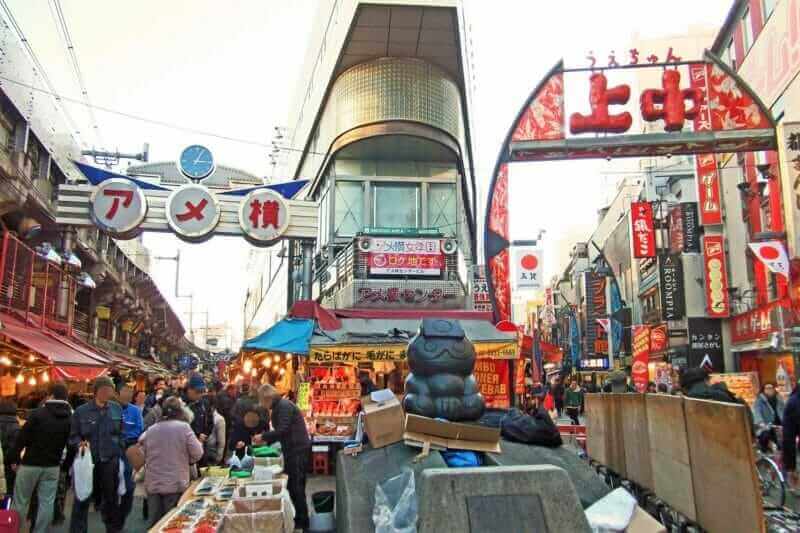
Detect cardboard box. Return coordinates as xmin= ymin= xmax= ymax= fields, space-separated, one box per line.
xmin=627 ymin=507 xmax=666 ymax=533
xmin=403 ymin=413 xmax=501 ymax=454
xmin=362 ymin=391 xmax=405 ymax=448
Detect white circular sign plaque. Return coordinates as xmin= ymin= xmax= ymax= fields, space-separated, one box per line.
xmin=238 ymin=188 xmax=291 ymax=244
xmin=165 ymin=184 xmax=221 ymax=241
xmin=89 ymin=178 xmax=148 ymax=239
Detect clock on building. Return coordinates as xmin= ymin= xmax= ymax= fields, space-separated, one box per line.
xmin=178 ymin=145 xmax=215 ymax=181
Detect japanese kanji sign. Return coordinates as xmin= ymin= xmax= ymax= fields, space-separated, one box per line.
xmin=695 ymin=153 xmax=723 ymax=226
xmin=631 ymin=325 xmax=650 ymax=393
xmin=688 ymin=318 xmax=724 ymax=372
xmin=89 ymin=178 xmax=147 ymax=238
xmin=166 ymin=184 xmax=221 ymax=241
xmin=513 ymin=247 xmax=543 ymax=290
xmin=308 ymin=344 xmax=406 ymax=363
xmin=368 ymin=252 xmax=443 ymax=276
xmin=630 ymin=201 xmax=655 ymax=258
xmin=703 ymin=235 xmax=731 ymax=318
xmin=778 ymin=122 xmax=800 ymax=258
xmin=238 ymin=189 xmax=291 ymax=244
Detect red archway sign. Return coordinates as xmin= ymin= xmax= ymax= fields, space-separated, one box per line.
xmin=484 ymin=50 xmax=776 ymax=322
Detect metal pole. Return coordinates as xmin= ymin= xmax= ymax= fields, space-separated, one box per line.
xmin=301 ymin=241 xmax=313 ymax=300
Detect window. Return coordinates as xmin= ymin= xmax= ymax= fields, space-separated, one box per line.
xmin=373 ymin=183 xmax=419 ymax=229
xmin=334 ymin=181 xmax=364 ymax=237
xmin=427 ymin=183 xmax=457 ymax=236
xmin=725 ymin=38 xmax=737 ymax=69
xmin=742 ymin=8 xmax=753 ymax=52
xmin=762 ymin=0 xmax=776 ymax=20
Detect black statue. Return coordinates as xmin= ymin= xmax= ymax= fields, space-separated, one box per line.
xmin=402 ymin=319 xmax=485 ymax=421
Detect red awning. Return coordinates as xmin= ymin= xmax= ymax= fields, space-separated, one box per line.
xmin=53 ymin=335 xmax=110 ymax=366
xmin=51 ymin=365 xmax=107 ymax=381
xmin=333 ymin=309 xmax=494 ymax=321
xmin=289 ymin=300 xmax=342 ymax=331
xmin=0 ymin=314 xmax=107 ymax=368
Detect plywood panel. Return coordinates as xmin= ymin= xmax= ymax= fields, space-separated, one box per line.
xmin=646 ymin=394 xmax=696 ymax=521
xmin=619 ymin=394 xmax=653 ymax=489
xmin=584 ymin=393 xmax=608 ymax=466
xmin=606 ymin=394 xmax=627 ymax=478
xmin=684 ymin=398 xmax=764 ymax=533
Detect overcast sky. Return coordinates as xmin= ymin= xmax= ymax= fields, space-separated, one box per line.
xmin=5 ymin=0 xmax=731 ymax=346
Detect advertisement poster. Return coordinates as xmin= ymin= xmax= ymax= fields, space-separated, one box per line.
xmin=631 ymin=201 xmax=656 ymax=258
xmin=650 ymin=324 xmax=668 ymax=353
xmin=687 ymin=318 xmax=724 ymax=373
xmin=702 ymin=235 xmax=731 ymax=317
xmin=474 ymin=359 xmax=510 ymax=408
xmin=659 ymin=254 xmax=685 ymax=320
xmin=367 ymin=237 xmax=444 ymax=276
xmin=513 ymin=248 xmax=543 ymax=290
xmin=631 ymin=325 xmax=651 ymax=392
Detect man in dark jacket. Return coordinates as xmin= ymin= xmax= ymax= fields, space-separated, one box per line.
xmin=215 ymin=384 xmax=236 ymax=453
xmin=254 ymin=384 xmax=311 ymax=531
xmin=143 ymin=377 xmax=167 ymax=416
xmin=66 ymin=376 xmax=126 ymax=533
xmin=9 ymin=382 xmax=71 ymax=533
xmin=184 ymin=375 xmax=214 ymax=466
xmin=231 ymin=383 xmax=259 ymax=423
xmin=0 ymin=399 xmax=20 ymax=495
xmin=783 ymin=384 xmax=800 ymax=489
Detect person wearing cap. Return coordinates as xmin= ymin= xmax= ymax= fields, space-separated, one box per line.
xmin=183 ymin=375 xmax=215 ymax=467
xmin=66 ymin=376 xmax=126 ymax=533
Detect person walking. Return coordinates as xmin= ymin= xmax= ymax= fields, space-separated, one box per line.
xmin=9 ymin=382 xmax=71 ymax=532
xmin=117 ymin=384 xmax=142 ymax=525
xmin=551 ymin=377 xmax=565 ymax=418
xmin=66 ymin=376 xmax=126 ymax=533
xmin=253 ymin=384 xmax=311 ymax=531
xmin=564 ymin=380 xmax=584 ymax=425
xmin=184 ymin=376 xmax=214 ymax=467
xmin=138 ymin=397 xmax=203 ymax=527
xmin=0 ymin=399 xmax=20 ymax=497
xmin=753 ymin=382 xmax=785 ymax=452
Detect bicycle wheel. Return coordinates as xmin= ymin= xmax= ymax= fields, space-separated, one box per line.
xmin=756 ymin=456 xmax=786 ymax=508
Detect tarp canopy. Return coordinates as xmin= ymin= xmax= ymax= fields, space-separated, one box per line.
xmin=0 ymin=313 xmax=108 ymax=367
xmin=243 ymin=318 xmax=314 ymax=355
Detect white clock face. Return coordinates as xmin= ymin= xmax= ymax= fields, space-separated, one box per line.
xmin=179 ymin=145 xmax=215 ymax=180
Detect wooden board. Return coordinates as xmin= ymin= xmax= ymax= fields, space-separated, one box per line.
xmin=684 ymin=397 xmax=764 ymax=533
xmin=584 ymin=393 xmax=608 ymax=466
xmin=645 ymin=394 xmax=696 ymax=521
xmin=619 ymin=394 xmax=653 ymax=490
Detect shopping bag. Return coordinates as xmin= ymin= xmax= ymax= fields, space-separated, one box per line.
xmin=0 ymin=498 xmax=19 ymax=533
xmin=117 ymin=458 xmax=127 ymax=497
xmin=126 ymin=443 xmax=145 ymax=471
xmin=72 ymin=447 xmax=94 ymax=502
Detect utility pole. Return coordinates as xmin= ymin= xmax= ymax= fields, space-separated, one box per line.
xmin=153 ymin=250 xmax=195 ymax=342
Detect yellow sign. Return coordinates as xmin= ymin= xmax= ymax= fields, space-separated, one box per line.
xmin=308 ymin=344 xmax=406 ymax=364
xmin=96 ymin=306 xmax=111 ymax=320
xmin=297 ymin=382 xmax=310 ymax=411
xmin=474 ymin=341 xmax=518 ymax=360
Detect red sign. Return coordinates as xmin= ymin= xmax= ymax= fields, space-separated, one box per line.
xmin=703 ymin=235 xmax=731 ymax=318
xmin=632 ymin=325 xmax=651 ymax=392
xmin=694 ymin=154 xmax=723 ymax=226
xmin=474 ymin=358 xmax=510 ymax=408
xmin=514 ymin=358 xmax=525 ymax=395
xmin=368 ymin=253 xmax=443 ymax=276
xmin=650 ymin=324 xmax=668 ymax=353
xmin=730 ymin=298 xmax=790 ymax=344
xmin=630 ymin=201 xmax=656 ymax=258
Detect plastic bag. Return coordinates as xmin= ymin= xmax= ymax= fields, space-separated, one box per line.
xmin=584 ymin=487 xmax=637 ymax=532
xmin=441 ymin=450 xmax=482 ymax=467
xmin=72 ymin=447 xmax=94 ymax=502
xmin=117 ymin=458 xmax=127 ymax=497
xmin=373 ymin=470 xmax=418 ymax=533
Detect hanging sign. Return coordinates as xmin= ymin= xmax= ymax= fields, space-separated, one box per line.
xmin=669 ymin=204 xmax=700 ymax=254
xmin=749 ymin=241 xmax=790 ymax=278
xmin=702 ymin=235 xmax=730 ymax=318
xmin=166 ymin=184 xmax=221 ymax=241
xmin=474 ymin=341 xmax=518 ymax=360
xmin=631 ymin=325 xmax=651 ymax=392
xmin=238 ymin=189 xmax=291 ymax=244
xmin=89 ymin=179 xmax=148 ymax=238
xmin=630 ymin=201 xmax=656 ymax=258
xmin=297 ymin=382 xmax=310 ymax=412
xmin=474 ymin=358 xmax=510 ymax=408
xmin=513 ymin=248 xmax=543 ymax=290
xmin=778 ymin=122 xmax=800 ymax=257
xmin=688 ymin=318 xmax=724 ymax=372
xmin=694 ymin=154 xmax=723 ymax=226
xmin=470 ymin=266 xmax=492 ymax=313
xmin=543 ymin=287 xmax=556 ymax=326
xmin=659 ymin=254 xmax=685 ymax=320
xmin=308 ymin=344 xmax=406 ymax=363
xmin=650 ymin=324 xmax=668 ymax=353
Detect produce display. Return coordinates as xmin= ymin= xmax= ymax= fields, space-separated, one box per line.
xmin=160 ymin=500 xmax=209 ymax=533
xmin=307 ymin=370 xmax=361 ymax=440
xmin=193 ymin=477 xmax=223 ymax=497
xmin=215 ymin=479 xmax=239 ymax=502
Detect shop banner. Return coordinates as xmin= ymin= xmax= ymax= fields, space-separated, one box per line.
xmin=670 ymin=203 xmax=700 ymax=254
xmin=694 ymin=153 xmax=723 ymax=226
xmin=748 ymin=241 xmax=790 ymax=278
xmin=659 ymin=254 xmax=685 ymax=320
xmin=308 ymin=344 xmax=406 ymax=363
xmin=543 ymin=288 xmax=556 ymax=326
xmin=779 ymin=122 xmax=800 ymax=258
xmin=470 ymin=265 xmax=492 ymax=312
xmin=702 ymin=235 xmax=730 ymax=318
xmin=474 ymin=358 xmax=510 ymax=408
xmin=513 ymin=247 xmax=543 ymax=290
xmin=632 ymin=325 xmax=651 ymax=392
xmin=669 ymin=204 xmax=684 ymax=255
xmin=515 ymin=358 xmax=525 ymax=394
xmin=368 ymin=252 xmax=443 ymax=276
xmin=475 ymin=341 xmax=518 ymax=359
xmin=631 ymin=201 xmax=656 ymax=258
xmin=584 ymin=271 xmax=607 ymax=360
xmin=650 ymin=324 xmax=668 ymax=353
xmin=730 ymin=298 xmax=790 ymax=344
xmin=687 ymin=318 xmax=724 ymax=373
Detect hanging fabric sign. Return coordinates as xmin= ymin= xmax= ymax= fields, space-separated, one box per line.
xmin=474 ymin=358 xmax=510 ymax=408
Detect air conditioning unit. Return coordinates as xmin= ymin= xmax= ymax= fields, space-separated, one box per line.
xmin=357 ymin=237 xmax=371 ymax=253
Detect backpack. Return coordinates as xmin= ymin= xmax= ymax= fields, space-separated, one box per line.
xmin=500 ymin=408 xmax=563 ymax=447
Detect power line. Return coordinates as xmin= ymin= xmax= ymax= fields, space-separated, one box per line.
xmin=50 ymin=0 xmax=104 ymax=149
xmin=0 ymin=0 xmax=86 ymax=147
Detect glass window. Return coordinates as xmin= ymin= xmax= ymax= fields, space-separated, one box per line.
xmin=428 ymin=183 xmax=457 ymax=236
xmin=334 ymin=181 xmax=364 ymax=237
xmin=725 ymin=38 xmax=737 ymax=69
xmin=373 ymin=183 xmax=419 ymax=228
xmin=762 ymin=0 xmax=776 ymax=20
xmin=742 ymin=8 xmax=753 ymax=52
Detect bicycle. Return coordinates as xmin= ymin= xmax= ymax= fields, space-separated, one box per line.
xmin=754 ymin=424 xmax=786 ymax=509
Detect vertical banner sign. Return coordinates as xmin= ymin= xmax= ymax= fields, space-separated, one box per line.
xmin=544 ymin=287 xmax=556 ymax=326
xmin=778 ymin=122 xmax=800 ymax=258
xmin=630 ymin=201 xmax=656 ymax=258
xmin=513 ymin=248 xmax=543 ymax=290
xmin=703 ymin=235 xmax=731 ymax=317
xmin=474 ymin=359 xmax=510 ymax=408
xmin=631 ymin=325 xmax=651 ymax=393
xmin=689 ymin=63 xmax=723 ymax=226
xmin=659 ymin=254 xmax=685 ymax=320
xmin=470 ymin=266 xmax=492 ymax=312
xmin=688 ymin=318 xmax=725 ymax=373
xmin=669 ymin=205 xmax=685 ymax=254
xmin=681 ymin=203 xmax=700 ymax=252
xmin=582 ymin=272 xmax=609 ymax=369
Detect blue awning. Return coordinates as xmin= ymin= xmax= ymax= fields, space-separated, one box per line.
xmin=243 ymin=318 xmax=314 ymax=354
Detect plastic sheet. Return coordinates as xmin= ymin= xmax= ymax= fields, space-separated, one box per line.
xmin=584 ymin=487 xmax=638 ymax=532
xmin=373 ymin=470 xmax=418 ymax=533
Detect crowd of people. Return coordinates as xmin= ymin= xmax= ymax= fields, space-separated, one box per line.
xmin=0 ymin=373 xmax=312 ymax=532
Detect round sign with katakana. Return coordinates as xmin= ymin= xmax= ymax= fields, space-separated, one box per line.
xmin=238 ymin=188 xmax=291 ymax=245
xmin=165 ymin=184 xmax=221 ymax=241
xmin=89 ymin=178 xmax=148 ymax=239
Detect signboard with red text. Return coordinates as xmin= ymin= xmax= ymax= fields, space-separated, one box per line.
xmin=365 ymin=238 xmax=444 ymax=276
xmin=631 ymin=201 xmax=656 ymax=258
xmin=632 ymin=325 xmax=651 ymax=392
